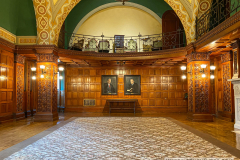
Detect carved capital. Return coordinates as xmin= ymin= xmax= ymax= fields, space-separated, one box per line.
xmin=187 ymin=52 xmax=211 ymax=63
xmin=231 ymin=39 xmax=240 ymax=49
xmin=221 ymin=51 xmax=233 ymax=63
xmin=14 ymin=53 xmax=25 ymax=64
xmin=35 ymin=53 xmax=59 ymax=64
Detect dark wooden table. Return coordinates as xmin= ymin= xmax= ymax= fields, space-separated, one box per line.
xmin=107 ymin=99 xmax=138 ymax=114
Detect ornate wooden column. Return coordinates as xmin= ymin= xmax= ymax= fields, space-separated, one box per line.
xmin=232 ymin=39 xmax=240 ymax=79
xmin=187 ymin=52 xmax=213 ymax=122
xmin=220 ymin=52 xmax=234 ymax=121
xmin=25 ymin=60 xmax=37 ymax=116
xmin=229 ymin=39 xmax=240 ymax=129
xmin=13 ymin=54 xmax=25 ymax=120
xmin=34 ymin=53 xmax=59 ymax=121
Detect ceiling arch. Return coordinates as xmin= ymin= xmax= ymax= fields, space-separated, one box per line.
xmin=32 ymin=0 xmax=195 ymax=45
xmin=72 ymin=2 xmax=163 ymax=35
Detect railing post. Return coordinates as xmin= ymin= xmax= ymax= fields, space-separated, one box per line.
xmin=196 ymin=17 xmax=198 ymax=40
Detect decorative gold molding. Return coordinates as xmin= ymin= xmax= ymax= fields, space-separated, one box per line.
xmin=16 ymin=36 xmax=37 ymax=45
xmin=0 ymin=27 xmax=16 ymax=43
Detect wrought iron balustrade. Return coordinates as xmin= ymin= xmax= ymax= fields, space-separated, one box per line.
xmin=196 ymin=0 xmax=240 ymax=39
xmin=58 ymin=30 xmax=186 ymax=53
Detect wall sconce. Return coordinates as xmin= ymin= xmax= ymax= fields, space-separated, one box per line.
xmin=31 ymin=67 xmax=37 ymax=80
xmin=210 ymin=65 xmax=216 ymax=79
xmin=182 ymin=75 xmax=186 ymax=79
xmin=200 ymin=64 xmax=207 ymax=78
xmin=39 ymin=65 xmax=46 ymax=78
xmin=31 ymin=65 xmax=46 ymax=80
xmin=59 ymin=66 xmax=64 ymax=71
xmin=180 ymin=65 xmax=187 ymax=79
xmin=0 ymin=75 xmax=6 ymax=80
xmin=58 ymin=66 xmax=64 ymax=81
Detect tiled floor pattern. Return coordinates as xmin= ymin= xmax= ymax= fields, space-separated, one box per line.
xmin=4 ymin=117 xmax=238 ymax=160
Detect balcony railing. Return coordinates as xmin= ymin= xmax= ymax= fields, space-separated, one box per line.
xmin=58 ymin=30 xmax=186 ymax=53
xmin=196 ymin=0 xmax=240 ymax=39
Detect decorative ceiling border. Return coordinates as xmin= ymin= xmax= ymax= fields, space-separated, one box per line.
xmin=0 ymin=27 xmax=16 ymax=44
xmin=16 ymin=36 xmax=37 ymax=45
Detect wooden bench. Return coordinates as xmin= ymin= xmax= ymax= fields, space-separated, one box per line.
xmin=106 ymin=99 xmax=138 ymax=114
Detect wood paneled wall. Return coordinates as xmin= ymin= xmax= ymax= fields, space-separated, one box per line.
xmin=0 ymin=48 xmax=14 ymax=123
xmin=65 ymin=66 xmax=188 ymax=113
xmin=214 ymin=53 xmax=234 ymax=121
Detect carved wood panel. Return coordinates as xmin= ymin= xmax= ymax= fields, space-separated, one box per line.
xmin=0 ymin=49 xmax=14 ymax=122
xmin=36 ymin=62 xmax=58 ymax=113
xmin=37 ymin=64 xmax=52 ymax=112
xmin=25 ymin=60 xmax=36 ymax=115
xmin=16 ymin=64 xmax=24 ymax=112
xmin=222 ymin=61 xmax=234 ymax=113
xmin=187 ymin=52 xmax=211 ymax=115
xmin=65 ymin=66 xmax=188 ymax=113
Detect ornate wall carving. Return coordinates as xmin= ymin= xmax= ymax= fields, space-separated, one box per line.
xmin=234 ymin=51 xmax=238 ymax=75
xmin=188 ymin=64 xmax=193 ymax=112
xmin=16 ymin=64 xmax=24 ymax=112
xmin=187 ymin=52 xmax=210 ymax=62
xmin=37 ymin=64 xmax=52 ymax=112
xmin=221 ymin=52 xmax=233 ymax=63
xmin=187 ymin=52 xmax=211 ymax=120
xmin=222 ymin=63 xmax=232 ymax=112
xmin=35 ymin=53 xmax=58 ymax=63
xmin=194 ymin=63 xmax=209 ymax=112
xmin=52 ymin=65 xmax=58 ymax=113
xmin=14 ymin=54 xmax=25 ymax=65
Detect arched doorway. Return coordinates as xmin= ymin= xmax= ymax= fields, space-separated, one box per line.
xmin=162 ymin=10 xmax=185 ymax=50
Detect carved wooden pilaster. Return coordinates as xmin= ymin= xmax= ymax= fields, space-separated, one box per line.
xmin=187 ymin=52 xmax=213 ymax=122
xmin=220 ymin=52 xmax=234 ymax=121
xmin=25 ymin=60 xmax=36 ymax=116
xmin=34 ymin=53 xmax=59 ymax=122
xmin=13 ymin=54 xmax=25 ymax=120
xmin=231 ymin=39 xmax=240 ymax=79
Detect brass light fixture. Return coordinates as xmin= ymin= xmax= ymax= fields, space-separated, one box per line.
xmin=31 ymin=65 xmax=64 ymax=80
xmin=180 ymin=66 xmax=187 ymax=79
xmin=116 ymin=0 xmax=130 ymax=5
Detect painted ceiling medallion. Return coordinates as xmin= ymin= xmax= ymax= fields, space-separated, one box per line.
xmin=116 ymin=0 xmax=130 ymax=5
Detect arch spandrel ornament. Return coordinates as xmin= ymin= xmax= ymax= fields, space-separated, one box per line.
xmin=33 ymin=0 xmax=200 ymax=46
xmin=33 ymin=0 xmax=53 ymax=45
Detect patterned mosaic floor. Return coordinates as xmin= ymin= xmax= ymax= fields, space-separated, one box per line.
xmin=4 ymin=117 xmax=238 ymax=160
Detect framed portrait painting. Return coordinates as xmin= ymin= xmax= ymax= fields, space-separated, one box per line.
xmin=124 ymin=75 xmax=141 ymax=95
xmin=101 ymin=75 xmax=118 ymax=95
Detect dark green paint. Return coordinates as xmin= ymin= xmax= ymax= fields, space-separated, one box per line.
xmin=0 ymin=0 xmax=36 ymax=36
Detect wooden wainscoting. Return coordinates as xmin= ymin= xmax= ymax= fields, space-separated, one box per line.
xmin=0 ymin=48 xmax=14 ymax=123
xmin=65 ymin=66 xmax=188 ymax=113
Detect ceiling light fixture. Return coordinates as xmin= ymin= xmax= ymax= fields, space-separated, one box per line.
xmin=116 ymin=0 xmax=130 ymax=5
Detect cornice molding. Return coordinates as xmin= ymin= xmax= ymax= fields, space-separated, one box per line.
xmin=0 ymin=37 xmax=15 ymax=51
xmin=0 ymin=27 xmax=16 ymax=43
xmin=15 ymin=45 xmax=58 ymax=55
xmin=58 ymin=47 xmax=187 ymax=60
xmin=14 ymin=53 xmax=26 ymax=65
xmin=187 ymin=52 xmax=211 ymax=63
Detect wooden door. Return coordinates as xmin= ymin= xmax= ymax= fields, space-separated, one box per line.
xmin=162 ymin=10 xmax=184 ymax=49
